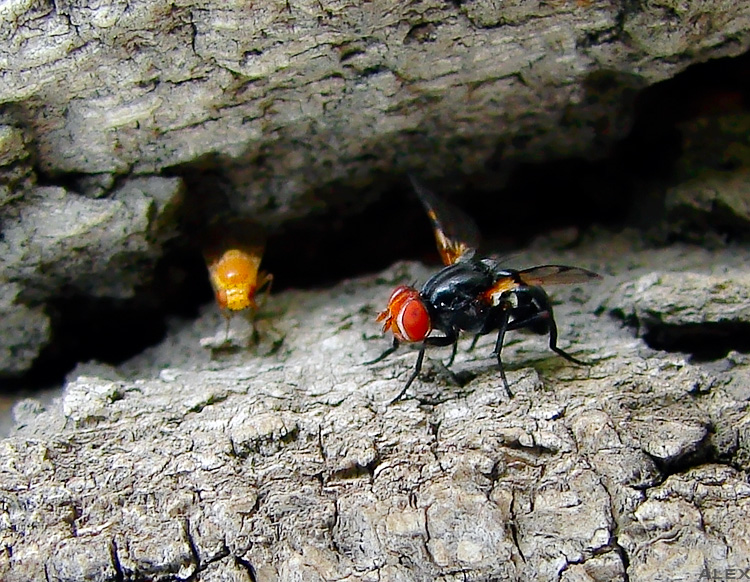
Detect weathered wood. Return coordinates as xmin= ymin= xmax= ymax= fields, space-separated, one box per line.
xmin=2 ymin=0 xmax=747 ymax=184
xmin=2 ymin=2 xmax=750 ymax=580
xmin=2 ymin=234 xmax=749 ymax=581
xmin=2 ymin=0 xmax=750 ymax=375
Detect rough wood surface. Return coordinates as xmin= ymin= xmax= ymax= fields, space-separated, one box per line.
xmin=3 ymin=232 xmax=749 ymax=581
xmin=2 ymin=0 xmax=750 ymax=377
xmin=2 ymin=0 xmax=750 ymax=203
xmin=2 ymin=2 xmax=750 ymax=580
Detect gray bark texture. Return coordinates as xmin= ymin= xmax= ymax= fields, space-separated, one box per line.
xmin=2 ymin=0 xmax=750 ymax=374
xmin=3 ymin=234 xmax=750 ymax=581
xmin=1 ymin=1 xmax=750 ymax=581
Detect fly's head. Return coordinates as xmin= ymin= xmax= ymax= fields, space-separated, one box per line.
xmin=376 ymin=285 xmax=432 ymax=343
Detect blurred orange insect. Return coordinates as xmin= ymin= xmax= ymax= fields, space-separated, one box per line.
xmin=203 ymin=218 xmax=273 ymax=338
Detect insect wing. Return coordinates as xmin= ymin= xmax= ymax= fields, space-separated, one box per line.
xmin=202 ymin=218 xmax=267 ymax=270
xmin=517 ymin=265 xmax=601 ymax=287
xmin=410 ymin=176 xmax=480 ymax=266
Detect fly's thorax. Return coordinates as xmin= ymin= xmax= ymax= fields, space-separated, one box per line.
xmin=213 ymin=249 xmax=260 ymax=285
xmin=208 ymin=249 xmax=263 ymax=312
xmin=420 ymin=261 xmax=495 ymax=304
xmin=418 ymin=261 xmax=497 ymax=335
xmin=420 ymin=261 xmax=494 ymax=311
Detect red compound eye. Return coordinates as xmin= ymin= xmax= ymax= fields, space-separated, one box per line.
xmin=377 ymin=286 xmax=432 ymax=343
xmin=396 ymin=297 xmax=431 ymax=342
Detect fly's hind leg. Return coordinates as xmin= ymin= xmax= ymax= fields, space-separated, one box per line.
xmin=517 ymin=286 xmax=592 ymax=367
xmin=546 ymin=308 xmax=591 ymax=366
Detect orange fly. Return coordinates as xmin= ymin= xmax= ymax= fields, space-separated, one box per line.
xmin=203 ymin=219 xmax=273 ymax=339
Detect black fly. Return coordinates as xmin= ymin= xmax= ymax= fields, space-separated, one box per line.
xmin=372 ymin=177 xmax=601 ymax=402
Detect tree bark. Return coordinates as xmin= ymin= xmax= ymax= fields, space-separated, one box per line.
xmin=3 ymin=233 xmax=750 ymax=581
xmin=2 ymin=2 xmax=750 ymax=580
xmin=2 ymin=0 xmax=750 ymax=375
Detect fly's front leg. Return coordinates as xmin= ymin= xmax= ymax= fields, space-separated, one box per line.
xmin=391 ymin=332 xmax=457 ymax=404
xmin=390 ymin=344 xmax=426 ymax=404
xmin=222 ymin=311 xmax=232 ymax=342
xmin=365 ymin=337 xmax=400 ymax=365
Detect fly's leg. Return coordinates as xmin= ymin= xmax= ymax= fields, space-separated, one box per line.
xmin=390 ymin=332 xmax=457 ymax=403
xmin=546 ymin=308 xmax=591 ymax=366
xmin=249 ymin=272 xmax=274 ymax=343
xmin=223 ymin=312 xmax=232 ymax=343
xmin=364 ymin=337 xmax=400 ymax=365
xmin=256 ymin=272 xmax=273 ymax=310
xmin=238 ymin=306 xmax=262 ymax=345
xmin=491 ymin=307 xmax=513 ymax=398
xmin=519 ymin=286 xmax=592 ymax=366
xmin=444 ymin=341 xmax=459 ymax=367
xmin=390 ymin=345 xmax=426 ymax=404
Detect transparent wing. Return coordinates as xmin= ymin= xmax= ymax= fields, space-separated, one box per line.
xmin=202 ymin=217 xmax=267 ymax=269
xmin=410 ymin=176 xmax=480 ymax=266
xmin=517 ymin=265 xmax=601 ymax=286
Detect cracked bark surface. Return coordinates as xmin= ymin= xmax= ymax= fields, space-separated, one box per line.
xmin=2 ymin=0 xmax=750 ymax=376
xmin=2 ymin=0 xmax=747 ymax=191
xmin=3 ymin=232 xmax=750 ymax=581
xmin=2 ymin=1 xmax=750 ymax=580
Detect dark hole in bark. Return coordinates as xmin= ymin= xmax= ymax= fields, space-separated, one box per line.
xmin=0 ymin=247 xmax=212 ymax=391
xmin=645 ymin=428 xmax=716 ymax=481
xmin=643 ymin=321 xmax=750 ymax=361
